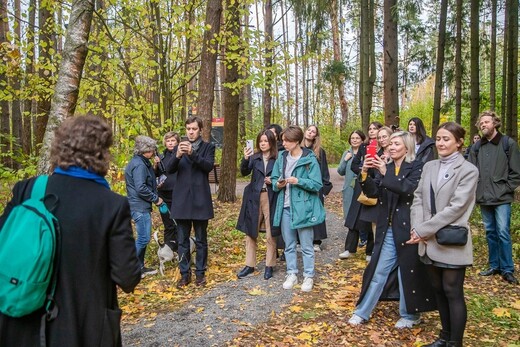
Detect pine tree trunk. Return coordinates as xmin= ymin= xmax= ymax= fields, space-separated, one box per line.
xmin=489 ymin=0 xmax=497 ymax=111
xmin=469 ymin=0 xmax=480 ymax=138
xmin=197 ymin=0 xmax=222 ymax=141
xmin=37 ymin=0 xmax=95 ymax=174
xmin=22 ymin=0 xmax=36 ymax=156
xmin=0 ymin=0 xmax=10 ymax=167
xmin=454 ymin=0 xmax=463 ymax=123
xmin=218 ymin=1 xmax=241 ymax=203
xmin=505 ymin=0 xmax=518 ymax=139
xmin=383 ymin=0 xmax=399 ymax=128
xmin=432 ymin=0 xmax=448 ymax=136
xmin=263 ymin=0 xmax=273 ymax=128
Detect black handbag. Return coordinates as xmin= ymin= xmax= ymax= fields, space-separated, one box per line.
xmin=430 ymin=185 xmax=468 ymax=246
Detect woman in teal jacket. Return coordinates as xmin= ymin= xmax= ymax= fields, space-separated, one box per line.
xmin=271 ymin=125 xmax=325 ymax=292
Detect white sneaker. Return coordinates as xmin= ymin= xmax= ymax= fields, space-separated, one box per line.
xmin=313 ymin=244 xmax=321 ymax=252
xmin=365 ymin=255 xmax=372 ymax=262
xmin=339 ymin=250 xmax=351 ymax=259
xmin=301 ymin=277 xmax=314 ymax=292
xmin=394 ymin=317 xmax=421 ymax=329
xmin=282 ymin=274 xmax=298 ymax=289
xmin=348 ymin=314 xmax=366 ymax=326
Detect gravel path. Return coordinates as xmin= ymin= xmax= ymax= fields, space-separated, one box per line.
xmin=122 ymin=169 xmax=347 ymax=346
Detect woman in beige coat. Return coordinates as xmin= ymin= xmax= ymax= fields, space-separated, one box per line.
xmin=408 ymin=122 xmax=478 ymax=347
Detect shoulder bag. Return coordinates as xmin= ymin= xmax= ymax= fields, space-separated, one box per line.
xmin=430 ymin=184 xmax=468 ymax=246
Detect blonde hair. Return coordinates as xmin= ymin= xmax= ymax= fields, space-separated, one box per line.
xmin=389 ymin=131 xmax=416 ymax=163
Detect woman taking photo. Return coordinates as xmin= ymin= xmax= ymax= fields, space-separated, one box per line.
xmin=408 ymin=117 xmax=435 ymax=163
xmin=348 ymin=131 xmax=436 ymax=328
xmin=302 ymin=125 xmax=332 ymax=252
xmin=236 ymin=130 xmax=279 ymax=280
xmin=344 ymin=121 xmax=383 ymax=259
xmin=337 ymin=130 xmax=367 ymax=259
xmin=408 ymin=122 xmax=478 ymax=347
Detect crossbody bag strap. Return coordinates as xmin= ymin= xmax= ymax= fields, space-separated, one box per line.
xmin=430 ymin=184 xmax=437 ymax=215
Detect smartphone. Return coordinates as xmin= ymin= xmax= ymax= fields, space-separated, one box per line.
xmin=246 ymin=139 xmax=254 ymax=152
xmin=366 ymin=139 xmax=377 ymax=158
xmin=181 ymin=136 xmax=189 ymax=142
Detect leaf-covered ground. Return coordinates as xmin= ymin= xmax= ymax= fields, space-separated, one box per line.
xmin=121 ymin=192 xmax=520 ymax=346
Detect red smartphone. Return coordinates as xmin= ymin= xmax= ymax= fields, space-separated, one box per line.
xmin=366 ymin=139 xmax=378 ymax=158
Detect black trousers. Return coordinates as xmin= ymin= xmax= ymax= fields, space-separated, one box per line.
xmin=344 ymin=227 xmax=374 ymax=255
xmin=159 ymin=191 xmax=177 ymax=250
xmin=176 ymin=219 xmax=208 ymax=277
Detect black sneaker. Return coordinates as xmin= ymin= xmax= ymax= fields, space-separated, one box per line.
xmin=359 ymin=240 xmax=367 ymax=248
xmin=141 ymin=267 xmax=158 ymax=278
xmin=237 ymin=266 xmax=255 ymax=279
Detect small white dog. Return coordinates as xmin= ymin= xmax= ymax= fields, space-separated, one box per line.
xmin=153 ymin=231 xmax=196 ymax=275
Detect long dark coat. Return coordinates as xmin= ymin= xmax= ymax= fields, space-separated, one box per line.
xmin=0 ymin=175 xmax=141 ymax=347
xmin=345 ymin=144 xmax=381 ymax=227
xmin=166 ymin=140 xmax=215 ymax=220
xmin=415 ymin=136 xmax=435 ymax=163
xmin=236 ymin=153 xmax=280 ymax=238
xmin=356 ymin=160 xmax=437 ymax=314
xmin=312 ymin=148 xmax=331 ymax=240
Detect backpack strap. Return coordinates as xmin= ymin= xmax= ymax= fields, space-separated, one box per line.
xmin=31 ymin=176 xmax=49 ymax=200
xmin=501 ymin=135 xmax=510 ymax=158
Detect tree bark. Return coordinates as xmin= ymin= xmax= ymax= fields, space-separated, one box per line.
xmin=197 ymin=0 xmax=222 ymax=142
xmin=469 ymin=0 xmax=479 ymax=138
xmin=218 ymin=1 xmax=241 ymax=203
xmin=489 ymin=0 xmax=497 ymax=111
xmin=454 ymin=0 xmax=463 ymax=123
xmin=22 ymin=0 xmax=36 ymax=156
xmin=330 ymin=0 xmax=349 ymax=134
xmin=0 ymin=0 xmax=10 ymax=167
xmin=432 ymin=0 xmax=448 ymax=136
xmin=11 ymin=0 xmax=23 ymax=168
xmin=34 ymin=2 xmax=54 ymax=152
xmin=262 ymin=0 xmax=273 ymax=128
xmin=37 ymin=0 xmax=95 ymax=173
xmin=383 ymin=0 xmax=399 ymax=128
xmin=505 ymin=0 xmax=518 ymax=139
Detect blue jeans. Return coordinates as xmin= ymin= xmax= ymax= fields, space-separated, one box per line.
xmin=481 ymin=204 xmax=514 ymax=273
xmin=281 ymin=207 xmax=315 ymax=278
xmin=355 ymin=228 xmax=420 ymax=321
xmin=131 ymin=211 xmax=152 ymax=268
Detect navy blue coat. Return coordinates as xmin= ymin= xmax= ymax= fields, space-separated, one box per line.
xmin=165 ymin=140 xmax=215 ymax=220
xmin=236 ymin=153 xmax=280 ymax=238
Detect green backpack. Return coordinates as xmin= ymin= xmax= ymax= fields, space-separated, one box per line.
xmin=0 ymin=175 xmax=60 ymax=318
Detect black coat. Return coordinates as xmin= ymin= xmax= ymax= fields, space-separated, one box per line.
xmin=311 ymin=148 xmax=332 ymax=240
xmin=357 ymin=160 xmax=437 ymax=314
xmin=0 ymin=175 xmax=141 ymax=347
xmin=155 ymin=148 xmax=177 ymax=202
xmin=348 ymin=144 xmax=382 ymax=225
xmin=415 ymin=137 xmax=435 ymax=163
xmin=166 ymin=140 xmax=215 ymax=220
xmin=236 ymin=153 xmax=280 ymax=238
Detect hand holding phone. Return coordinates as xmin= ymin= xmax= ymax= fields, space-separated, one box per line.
xmin=246 ymin=139 xmax=254 ymax=152
xmin=180 ymin=136 xmax=189 ymax=142
xmin=366 ymin=139 xmax=378 ymax=158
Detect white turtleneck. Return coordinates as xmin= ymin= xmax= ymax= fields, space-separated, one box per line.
xmin=437 ymin=151 xmax=461 ymax=185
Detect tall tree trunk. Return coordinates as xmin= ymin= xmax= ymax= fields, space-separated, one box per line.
xmin=37 ymin=0 xmax=95 ymax=173
xmin=489 ymin=0 xmax=497 ymax=111
xmin=454 ymin=0 xmax=463 ymax=123
xmin=359 ymin=0 xmax=369 ymax=130
xmin=218 ymin=1 xmax=241 ymax=203
xmin=281 ymin=0 xmax=292 ymax=123
xmin=11 ymin=0 xmax=23 ymax=168
xmin=0 ymin=0 xmax=10 ymax=167
xmin=383 ymin=0 xmax=399 ymax=128
xmin=432 ymin=0 xmax=448 ymax=136
xmin=180 ymin=1 xmax=194 ymax=121
xmin=500 ymin=3 xmax=508 ymax=125
xmin=263 ymin=0 xmax=273 ymax=128
xmin=368 ymin=0 xmax=376 ymax=119
xmin=330 ymin=0 xmax=349 ymax=135
xmin=293 ymin=17 xmax=299 ymax=126
xmin=505 ymin=0 xmax=518 ymax=140
xmin=22 ymin=0 xmax=36 ymax=155
xmin=34 ymin=2 xmax=54 ymax=152
xmin=469 ymin=0 xmax=479 ymax=138
xmin=197 ymin=0 xmax=222 ymax=141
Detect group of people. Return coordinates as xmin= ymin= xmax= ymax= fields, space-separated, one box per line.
xmin=0 ymin=110 xmax=518 ymax=346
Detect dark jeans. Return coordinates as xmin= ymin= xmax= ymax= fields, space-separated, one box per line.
xmin=159 ymin=192 xmax=177 ymax=251
xmin=176 ymin=219 xmax=208 ymax=277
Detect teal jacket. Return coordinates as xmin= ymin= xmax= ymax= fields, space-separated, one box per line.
xmin=271 ymin=148 xmax=325 ymax=229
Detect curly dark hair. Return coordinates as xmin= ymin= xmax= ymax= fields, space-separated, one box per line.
xmin=50 ymin=115 xmax=113 ymax=176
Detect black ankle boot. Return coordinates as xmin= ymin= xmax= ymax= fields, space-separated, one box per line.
xmin=446 ymin=341 xmax=462 ymax=347
xmin=423 ymin=330 xmax=450 ymax=347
